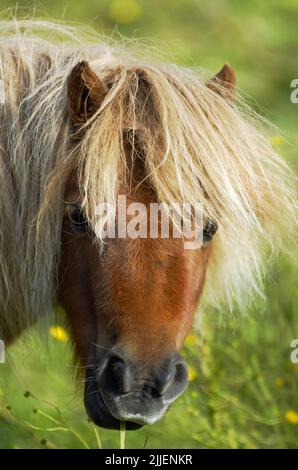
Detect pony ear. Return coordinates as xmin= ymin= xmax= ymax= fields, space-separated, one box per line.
xmin=207 ymin=63 xmax=236 ymax=97
xmin=67 ymin=61 xmax=107 ymax=123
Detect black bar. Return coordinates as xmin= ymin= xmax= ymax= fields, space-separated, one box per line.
xmin=0 ymin=449 xmax=297 ymax=467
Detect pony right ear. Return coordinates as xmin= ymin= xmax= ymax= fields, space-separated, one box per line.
xmin=67 ymin=61 xmax=107 ymax=123
xmin=207 ymin=64 xmax=236 ymax=98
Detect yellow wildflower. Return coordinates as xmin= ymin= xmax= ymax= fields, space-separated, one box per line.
xmin=188 ymin=365 xmax=198 ymax=382
xmin=275 ymin=378 xmax=285 ymax=387
xmin=49 ymin=325 xmax=69 ymax=343
xmin=285 ymin=410 xmax=298 ymax=424
xmin=185 ymin=332 xmax=198 ymax=347
xmin=109 ymin=0 xmax=141 ymax=24
xmin=270 ymin=135 xmax=284 ymax=146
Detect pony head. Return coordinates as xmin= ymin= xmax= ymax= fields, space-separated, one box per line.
xmin=0 ymin=23 xmax=296 ymax=430
xmin=58 ymin=62 xmax=231 ymax=429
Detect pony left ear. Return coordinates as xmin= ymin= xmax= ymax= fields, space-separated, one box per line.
xmin=67 ymin=61 xmax=107 ymax=123
xmin=207 ymin=63 xmax=236 ymax=97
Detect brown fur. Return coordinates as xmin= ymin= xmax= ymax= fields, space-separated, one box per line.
xmin=59 ymin=181 xmax=210 ymax=364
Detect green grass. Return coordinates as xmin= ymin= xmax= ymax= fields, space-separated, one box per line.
xmin=0 ymin=0 xmax=297 ymax=449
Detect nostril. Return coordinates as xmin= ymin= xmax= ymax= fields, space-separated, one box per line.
xmin=156 ymin=368 xmax=176 ymax=397
xmin=100 ymin=354 xmax=132 ymax=396
xmin=110 ymin=357 xmax=129 ymax=393
xmin=158 ymin=356 xmax=189 ymax=402
xmin=174 ymin=360 xmax=189 ymax=389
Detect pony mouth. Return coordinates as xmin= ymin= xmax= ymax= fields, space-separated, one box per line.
xmin=84 ymin=369 xmax=142 ymax=431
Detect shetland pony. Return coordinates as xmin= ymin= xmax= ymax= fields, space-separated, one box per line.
xmin=0 ymin=20 xmax=296 ymax=429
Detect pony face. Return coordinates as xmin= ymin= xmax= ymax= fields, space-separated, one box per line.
xmin=59 ymin=183 xmax=212 ymax=429
xmin=56 ymin=60 xmax=231 ymax=429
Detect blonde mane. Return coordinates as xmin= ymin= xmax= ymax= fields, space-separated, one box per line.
xmin=0 ymin=19 xmax=296 ymax=338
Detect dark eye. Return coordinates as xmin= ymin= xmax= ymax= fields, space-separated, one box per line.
xmin=67 ymin=204 xmax=89 ymax=233
xmin=203 ymin=218 xmax=218 ymax=244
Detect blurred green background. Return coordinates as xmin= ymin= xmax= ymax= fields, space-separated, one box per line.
xmin=0 ymin=0 xmax=297 ymax=449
